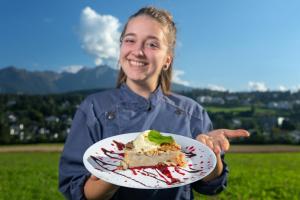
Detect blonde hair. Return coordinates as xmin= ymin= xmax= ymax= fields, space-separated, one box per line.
xmin=116 ymin=6 xmax=177 ymax=95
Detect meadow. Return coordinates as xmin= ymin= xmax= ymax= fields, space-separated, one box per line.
xmin=0 ymin=152 xmax=63 ymax=200
xmin=0 ymin=151 xmax=299 ymax=200
xmin=196 ymin=153 xmax=300 ymax=200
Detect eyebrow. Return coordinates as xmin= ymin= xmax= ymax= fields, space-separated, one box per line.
xmin=123 ymin=33 xmax=160 ymax=41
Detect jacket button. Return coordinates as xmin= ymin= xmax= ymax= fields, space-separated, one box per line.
xmin=175 ymin=109 xmax=183 ymax=115
xmin=106 ymin=112 xmax=115 ymax=120
xmin=147 ymin=103 xmax=152 ymax=111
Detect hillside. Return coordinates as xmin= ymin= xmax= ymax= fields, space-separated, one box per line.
xmin=0 ymin=66 xmax=192 ymax=94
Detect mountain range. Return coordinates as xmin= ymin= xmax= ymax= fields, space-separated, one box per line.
xmin=0 ymin=66 xmax=191 ymax=94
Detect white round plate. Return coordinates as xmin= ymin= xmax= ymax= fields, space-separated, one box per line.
xmin=83 ymin=132 xmax=216 ymax=189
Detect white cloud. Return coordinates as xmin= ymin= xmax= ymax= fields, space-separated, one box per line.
xmin=278 ymin=85 xmax=288 ymax=92
xmin=248 ymin=81 xmax=268 ymax=92
xmin=172 ymin=70 xmax=190 ymax=86
xmin=79 ymin=7 xmax=121 ymax=68
xmin=207 ymin=84 xmax=227 ymax=92
xmin=291 ymin=84 xmax=300 ymax=92
xmin=60 ymin=65 xmax=84 ymax=73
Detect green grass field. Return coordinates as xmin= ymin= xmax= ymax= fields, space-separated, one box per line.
xmin=196 ymin=153 xmax=300 ymax=200
xmin=206 ymin=106 xmax=278 ymax=116
xmin=206 ymin=106 xmax=252 ymax=113
xmin=0 ymin=152 xmax=299 ymax=200
xmin=0 ymin=152 xmax=64 ymax=200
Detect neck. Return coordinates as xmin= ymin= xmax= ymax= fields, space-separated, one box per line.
xmin=126 ymin=80 xmax=157 ymax=99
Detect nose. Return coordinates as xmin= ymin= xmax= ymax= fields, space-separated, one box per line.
xmin=132 ymin=43 xmax=145 ymax=57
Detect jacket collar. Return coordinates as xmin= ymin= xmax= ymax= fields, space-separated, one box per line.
xmin=119 ymin=83 xmax=164 ymax=111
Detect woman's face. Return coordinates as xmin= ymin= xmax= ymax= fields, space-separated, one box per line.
xmin=119 ymin=15 xmax=171 ymax=89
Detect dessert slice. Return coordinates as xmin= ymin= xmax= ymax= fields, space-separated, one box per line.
xmin=121 ymin=130 xmax=186 ymax=169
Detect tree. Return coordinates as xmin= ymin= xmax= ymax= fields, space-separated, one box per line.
xmin=0 ymin=123 xmax=11 ymax=144
xmin=281 ymin=119 xmax=296 ymax=131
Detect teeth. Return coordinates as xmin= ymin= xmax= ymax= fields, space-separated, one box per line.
xmin=129 ymin=60 xmax=146 ymax=66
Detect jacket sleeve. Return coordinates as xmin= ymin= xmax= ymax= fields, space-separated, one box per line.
xmin=59 ymin=100 xmax=102 ymax=200
xmin=190 ymin=105 xmax=229 ymax=195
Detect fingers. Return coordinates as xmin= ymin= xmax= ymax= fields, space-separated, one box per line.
xmin=212 ymin=140 xmax=221 ymax=155
xmin=221 ymin=129 xmax=250 ymax=139
xmin=197 ymin=134 xmax=214 ymax=150
xmin=197 ymin=134 xmax=229 ymax=155
xmin=212 ymin=134 xmax=230 ymax=154
xmin=217 ymin=134 xmax=230 ymax=151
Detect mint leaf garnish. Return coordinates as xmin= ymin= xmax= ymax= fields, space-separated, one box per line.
xmin=148 ymin=130 xmax=174 ymax=145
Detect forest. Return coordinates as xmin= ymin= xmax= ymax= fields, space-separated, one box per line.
xmin=1 ymin=88 xmax=300 ymax=144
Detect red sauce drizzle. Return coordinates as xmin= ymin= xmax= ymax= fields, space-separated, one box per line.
xmin=156 ymin=165 xmax=181 ymax=185
xmin=89 ymin=156 xmax=150 ymax=187
xmin=130 ymin=168 xmax=138 ymax=175
xmin=126 ymin=166 xmax=183 ymax=185
xmin=174 ymin=167 xmax=185 ymax=175
xmin=184 ymin=151 xmax=196 ymax=158
xmin=188 ymin=146 xmax=195 ymax=151
xmin=112 ymin=140 xmax=125 ymax=151
xmin=101 ymin=148 xmax=123 ymax=160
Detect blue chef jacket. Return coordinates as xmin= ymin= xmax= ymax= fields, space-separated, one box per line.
xmin=59 ymin=84 xmax=228 ymax=200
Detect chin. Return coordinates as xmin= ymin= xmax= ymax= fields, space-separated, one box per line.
xmin=126 ymin=74 xmax=147 ymax=82
xmin=129 ymin=78 xmax=147 ymax=84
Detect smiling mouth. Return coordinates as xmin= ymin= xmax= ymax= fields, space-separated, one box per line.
xmin=128 ymin=59 xmax=148 ymax=67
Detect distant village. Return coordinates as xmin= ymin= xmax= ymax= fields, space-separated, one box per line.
xmin=1 ymin=89 xmax=300 ymax=144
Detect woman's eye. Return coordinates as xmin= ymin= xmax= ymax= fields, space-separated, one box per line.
xmin=145 ymin=41 xmax=159 ymax=49
xmin=123 ymin=38 xmax=135 ymax=44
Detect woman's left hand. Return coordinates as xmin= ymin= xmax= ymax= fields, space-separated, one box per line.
xmin=196 ymin=129 xmax=250 ymax=182
xmin=196 ymin=129 xmax=250 ymax=155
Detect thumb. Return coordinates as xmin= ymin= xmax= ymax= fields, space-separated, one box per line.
xmin=89 ymin=175 xmax=99 ymax=181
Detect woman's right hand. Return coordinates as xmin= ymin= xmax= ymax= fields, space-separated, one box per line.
xmin=84 ymin=175 xmax=119 ymax=200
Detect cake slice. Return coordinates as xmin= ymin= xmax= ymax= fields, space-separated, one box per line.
xmin=121 ymin=130 xmax=186 ymax=169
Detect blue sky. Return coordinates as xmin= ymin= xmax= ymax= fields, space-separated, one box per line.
xmin=1 ymin=0 xmax=300 ymax=92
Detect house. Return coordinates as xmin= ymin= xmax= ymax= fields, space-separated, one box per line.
xmin=196 ymin=96 xmax=225 ymax=105
xmin=277 ymin=117 xmax=285 ymax=126
xmin=8 ymin=114 xmax=17 ymax=122
xmin=288 ymin=130 xmax=300 ymax=143
xmin=267 ymin=101 xmax=292 ymax=110
xmin=226 ymin=95 xmax=239 ymax=101
xmin=39 ymin=128 xmax=50 ymax=135
xmin=9 ymin=124 xmax=25 ymax=140
xmin=45 ymin=116 xmax=60 ymax=123
xmin=6 ymin=100 xmax=16 ymax=107
xmin=232 ymin=118 xmax=242 ymax=127
xmin=197 ymin=96 xmax=212 ymax=104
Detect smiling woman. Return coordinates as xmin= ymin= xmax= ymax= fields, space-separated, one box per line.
xmin=117 ymin=7 xmax=176 ymax=97
xmin=58 ymin=6 xmax=249 ymax=200
xmin=118 ymin=14 xmax=172 ymax=98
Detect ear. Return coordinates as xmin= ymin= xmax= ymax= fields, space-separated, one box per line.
xmin=164 ymin=55 xmax=172 ymax=70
